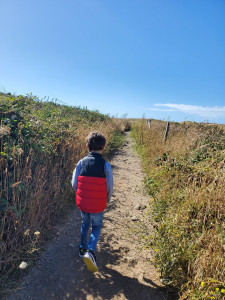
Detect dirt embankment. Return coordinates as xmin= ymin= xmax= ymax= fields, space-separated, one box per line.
xmin=8 ymin=133 xmax=169 ymax=300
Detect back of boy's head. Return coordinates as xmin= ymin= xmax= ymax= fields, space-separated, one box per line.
xmin=86 ymin=131 xmax=106 ymax=151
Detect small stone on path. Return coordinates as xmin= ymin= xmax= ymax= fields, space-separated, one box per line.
xmin=131 ymin=215 xmax=139 ymax=221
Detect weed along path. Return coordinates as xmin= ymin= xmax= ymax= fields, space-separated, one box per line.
xmin=8 ymin=133 xmax=168 ymax=300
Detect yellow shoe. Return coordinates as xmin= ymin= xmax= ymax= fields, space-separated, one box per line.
xmin=83 ymin=251 xmax=98 ymax=273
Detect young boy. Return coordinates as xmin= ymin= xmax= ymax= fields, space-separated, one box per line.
xmin=71 ymin=131 xmax=113 ymax=272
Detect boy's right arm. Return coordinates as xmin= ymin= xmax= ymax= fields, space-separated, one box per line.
xmin=105 ymin=162 xmax=113 ymax=203
xmin=71 ymin=160 xmax=82 ymax=192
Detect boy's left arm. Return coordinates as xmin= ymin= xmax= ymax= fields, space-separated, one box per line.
xmin=105 ymin=161 xmax=113 ymax=203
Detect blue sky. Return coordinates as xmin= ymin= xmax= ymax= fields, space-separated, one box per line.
xmin=0 ymin=0 xmax=225 ymax=123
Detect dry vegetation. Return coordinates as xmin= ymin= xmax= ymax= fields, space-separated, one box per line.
xmin=0 ymin=93 xmax=125 ymax=290
xmin=131 ymin=119 xmax=225 ymax=299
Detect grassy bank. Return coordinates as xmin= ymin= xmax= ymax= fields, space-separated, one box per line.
xmin=0 ymin=93 xmax=125 ymax=288
xmin=131 ymin=119 xmax=225 ymax=299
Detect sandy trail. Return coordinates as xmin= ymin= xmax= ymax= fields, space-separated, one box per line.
xmin=8 ymin=133 xmax=168 ymax=300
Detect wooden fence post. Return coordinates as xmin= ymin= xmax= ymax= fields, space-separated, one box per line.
xmin=147 ymin=119 xmax=151 ymax=128
xmin=164 ymin=122 xmax=170 ymax=141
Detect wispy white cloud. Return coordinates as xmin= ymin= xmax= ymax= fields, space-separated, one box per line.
xmin=149 ymin=108 xmax=177 ymax=112
xmin=144 ymin=103 xmax=225 ymax=118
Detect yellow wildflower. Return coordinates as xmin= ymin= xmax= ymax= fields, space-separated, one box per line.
xmin=201 ymin=282 xmax=205 ymax=287
xmin=34 ymin=231 xmax=40 ymax=236
xmin=221 ymin=289 xmax=225 ymax=294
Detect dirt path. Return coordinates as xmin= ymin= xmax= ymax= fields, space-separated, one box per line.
xmin=8 ymin=133 xmax=168 ymax=300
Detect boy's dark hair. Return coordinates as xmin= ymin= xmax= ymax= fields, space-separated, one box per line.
xmin=86 ymin=131 xmax=106 ymax=151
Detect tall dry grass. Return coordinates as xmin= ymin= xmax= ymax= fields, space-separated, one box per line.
xmin=132 ymin=119 xmax=225 ymax=299
xmin=0 ymin=93 xmax=125 ymax=290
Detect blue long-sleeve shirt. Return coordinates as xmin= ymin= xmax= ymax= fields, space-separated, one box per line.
xmin=71 ymin=156 xmax=113 ymax=203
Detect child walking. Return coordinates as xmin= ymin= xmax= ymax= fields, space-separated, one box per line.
xmin=71 ymin=131 xmax=113 ymax=272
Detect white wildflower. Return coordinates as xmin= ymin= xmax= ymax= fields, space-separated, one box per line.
xmin=19 ymin=261 xmax=28 ymax=269
xmin=16 ymin=148 xmax=24 ymax=155
xmin=0 ymin=126 xmax=10 ymax=136
xmin=24 ymin=229 xmax=30 ymax=236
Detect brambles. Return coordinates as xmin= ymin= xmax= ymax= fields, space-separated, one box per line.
xmin=132 ymin=119 xmax=225 ymax=299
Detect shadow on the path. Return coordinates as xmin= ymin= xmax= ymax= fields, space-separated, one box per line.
xmin=6 ymin=217 xmax=178 ymax=300
xmin=61 ymin=242 xmax=172 ymax=300
xmin=7 ymin=215 xmax=173 ymax=300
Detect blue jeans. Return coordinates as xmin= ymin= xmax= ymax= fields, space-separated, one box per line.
xmin=80 ymin=211 xmax=104 ymax=253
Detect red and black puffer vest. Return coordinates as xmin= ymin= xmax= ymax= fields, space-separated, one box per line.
xmin=76 ymin=152 xmax=107 ymax=213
